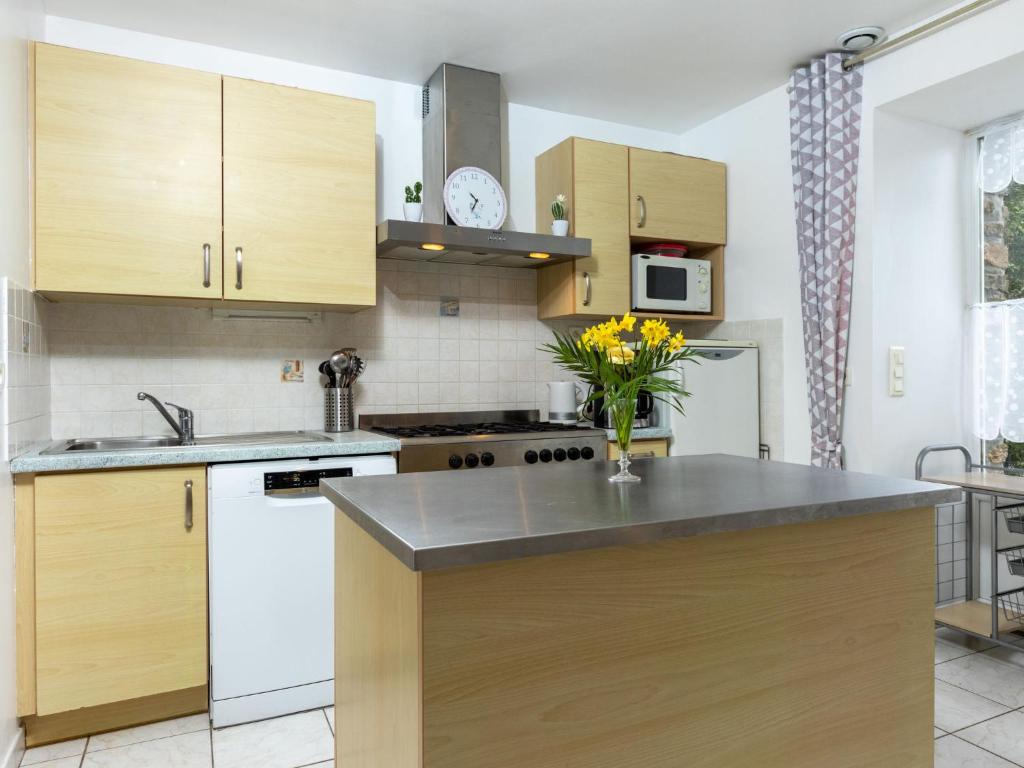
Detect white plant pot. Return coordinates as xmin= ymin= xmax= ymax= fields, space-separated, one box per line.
xmin=403 ymin=202 xmax=423 ymax=222
xmin=551 ymin=219 xmax=569 ymax=236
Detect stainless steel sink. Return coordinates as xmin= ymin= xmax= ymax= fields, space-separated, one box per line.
xmin=41 ymin=431 xmax=334 ymax=455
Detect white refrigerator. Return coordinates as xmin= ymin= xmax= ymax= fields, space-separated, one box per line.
xmin=669 ymin=341 xmax=760 ymax=458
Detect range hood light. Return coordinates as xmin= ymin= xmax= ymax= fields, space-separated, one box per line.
xmin=528 ymin=252 xmax=551 ymax=260
xmin=420 ymin=243 xmax=445 ymax=251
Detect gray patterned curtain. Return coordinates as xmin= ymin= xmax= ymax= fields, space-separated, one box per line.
xmin=788 ymin=53 xmax=863 ymax=469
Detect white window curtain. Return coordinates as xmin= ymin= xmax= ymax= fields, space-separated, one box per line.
xmin=968 ymin=118 xmax=1024 ymax=443
xmin=980 ymin=118 xmax=1024 ymax=192
xmin=968 ymin=301 xmax=1024 ymax=441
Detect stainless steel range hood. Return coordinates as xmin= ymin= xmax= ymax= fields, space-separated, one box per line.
xmin=375 ymin=63 xmax=591 ymax=268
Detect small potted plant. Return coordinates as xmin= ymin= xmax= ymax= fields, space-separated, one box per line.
xmin=550 ymin=193 xmax=569 ymax=236
xmin=404 ymin=181 xmax=423 ymax=222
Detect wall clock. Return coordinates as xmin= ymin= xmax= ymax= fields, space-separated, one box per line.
xmin=443 ymin=166 xmax=507 ymax=229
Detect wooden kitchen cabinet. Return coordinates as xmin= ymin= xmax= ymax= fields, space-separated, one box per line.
xmin=28 ymin=466 xmax=208 ymax=720
xmin=223 ymin=77 xmax=376 ymax=307
xmin=535 ymin=138 xmax=726 ymax=320
xmin=628 ymin=148 xmax=727 ymax=245
xmin=33 ymin=44 xmax=223 ymax=301
xmin=32 ymin=44 xmax=376 ymax=310
xmin=607 ymin=438 xmax=669 ymax=460
xmin=536 ymin=138 xmax=631 ymax=318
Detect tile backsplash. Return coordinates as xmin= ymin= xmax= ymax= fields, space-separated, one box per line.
xmin=46 ymin=261 xmax=571 ymax=440
xmin=4 ymin=279 xmax=51 ymax=459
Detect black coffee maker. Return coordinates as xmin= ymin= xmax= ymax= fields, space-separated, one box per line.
xmin=586 ymin=387 xmax=655 ymax=429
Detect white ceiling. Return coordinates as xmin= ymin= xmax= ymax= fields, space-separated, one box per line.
xmin=43 ymin=0 xmax=958 ymax=132
xmin=883 ymin=49 xmax=1024 ymax=132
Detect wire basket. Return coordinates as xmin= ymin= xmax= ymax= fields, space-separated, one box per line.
xmin=1006 ymin=547 xmax=1024 ymax=577
xmin=1002 ymin=504 xmax=1024 ymax=535
xmin=1000 ymin=588 xmax=1024 ymax=626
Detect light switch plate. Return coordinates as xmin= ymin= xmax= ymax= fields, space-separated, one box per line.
xmin=888 ymin=346 xmax=905 ymax=397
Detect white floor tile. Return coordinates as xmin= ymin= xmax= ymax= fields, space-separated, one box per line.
xmin=934 ymin=735 xmax=1018 ymax=767
xmin=936 ymin=652 xmax=1024 ymax=708
xmin=20 ymin=758 xmax=81 ymax=768
xmin=324 ymin=706 xmax=334 ymax=732
xmin=80 ymin=730 xmax=211 ymax=768
xmin=936 ymin=638 xmax=976 ymax=664
xmin=934 ymin=627 xmax=996 ymax=652
xmin=958 ymin=710 xmax=1024 ymax=765
xmin=212 ymin=710 xmax=332 ymax=768
xmin=934 ymin=680 xmax=1010 ymax=732
xmin=87 ymin=714 xmax=209 ymax=752
xmin=21 ymin=737 xmax=86 ymax=765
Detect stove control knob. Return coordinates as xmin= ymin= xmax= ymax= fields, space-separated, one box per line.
xmin=464 ymin=453 xmax=479 ymax=468
xmin=448 ymin=454 xmax=463 ymax=469
xmin=567 ymin=447 xmax=581 ymax=461
xmin=539 ymin=449 xmax=553 ymax=463
xmin=524 ymin=450 xmax=539 ymax=464
xmin=481 ymin=452 xmax=495 ymax=467
xmin=553 ymin=448 xmax=567 ymax=462
xmin=581 ymin=446 xmax=595 ymax=460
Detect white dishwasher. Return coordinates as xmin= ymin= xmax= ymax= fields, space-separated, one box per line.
xmin=208 ymin=454 xmax=396 ymax=727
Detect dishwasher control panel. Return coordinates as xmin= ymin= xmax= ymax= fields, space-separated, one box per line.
xmin=264 ymin=466 xmax=353 ymax=493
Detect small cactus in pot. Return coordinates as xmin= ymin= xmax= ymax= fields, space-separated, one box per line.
xmin=404 ymin=181 xmax=423 ymax=221
xmin=550 ymin=193 xmax=569 ymax=235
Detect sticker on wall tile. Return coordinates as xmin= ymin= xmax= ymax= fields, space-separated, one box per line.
xmin=281 ymin=359 xmax=304 ymax=383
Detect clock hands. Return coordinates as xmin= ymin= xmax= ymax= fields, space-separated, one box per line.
xmin=470 ymin=192 xmax=479 ymax=212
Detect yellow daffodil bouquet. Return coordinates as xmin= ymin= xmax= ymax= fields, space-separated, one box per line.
xmin=541 ymin=313 xmax=700 ymax=483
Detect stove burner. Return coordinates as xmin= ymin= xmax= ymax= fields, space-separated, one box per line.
xmin=374 ymin=421 xmax=593 ymax=439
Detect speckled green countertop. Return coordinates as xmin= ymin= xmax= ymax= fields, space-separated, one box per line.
xmin=11 ymin=430 xmax=400 ymax=474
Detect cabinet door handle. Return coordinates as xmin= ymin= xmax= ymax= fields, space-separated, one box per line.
xmin=184 ymin=479 xmax=194 ymax=531
xmin=636 ymin=195 xmax=647 ymax=228
xmin=235 ymin=247 xmax=243 ymax=290
xmin=202 ymin=243 xmax=211 ymax=288
xmin=582 ymin=271 xmax=592 ymax=307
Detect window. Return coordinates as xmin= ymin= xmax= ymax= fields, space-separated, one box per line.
xmin=974 ymin=122 xmax=1024 ymax=469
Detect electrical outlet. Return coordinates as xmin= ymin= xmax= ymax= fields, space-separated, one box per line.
xmin=888 ymin=346 xmax=905 ymax=397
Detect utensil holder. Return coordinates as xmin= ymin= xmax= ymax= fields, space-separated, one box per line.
xmin=324 ymin=387 xmax=354 ymax=433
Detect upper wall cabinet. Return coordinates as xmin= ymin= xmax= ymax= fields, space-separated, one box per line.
xmin=536 ymin=138 xmax=630 ymax=318
xmin=223 ymin=77 xmax=376 ymax=307
xmin=32 ymin=44 xmax=377 ymax=310
xmin=536 ymin=138 xmax=727 ymax=320
xmin=628 ymin=148 xmax=727 ymax=245
xmin=34 ymin=44 xmax=223 ymax=300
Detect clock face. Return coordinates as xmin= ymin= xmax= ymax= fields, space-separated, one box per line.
xmin=443 ymin=166 xmax=507 ymax=229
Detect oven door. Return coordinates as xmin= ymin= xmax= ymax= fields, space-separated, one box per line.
xmin=631 ymin=254 xmax=711 ymax=313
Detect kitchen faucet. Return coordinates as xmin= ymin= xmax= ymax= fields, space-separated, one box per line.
xmin=137 ymin=392 xmax=195 ymax=445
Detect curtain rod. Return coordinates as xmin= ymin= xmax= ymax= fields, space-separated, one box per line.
xmin=842 ymin=0 xmax=1010 ymax=70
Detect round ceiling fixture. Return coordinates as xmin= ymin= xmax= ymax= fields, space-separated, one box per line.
xmin=835 ymin=26 xmax=887 ymax=52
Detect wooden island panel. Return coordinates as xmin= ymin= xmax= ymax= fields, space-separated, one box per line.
xmin=337 ymin=506 xmax=935 ymax=768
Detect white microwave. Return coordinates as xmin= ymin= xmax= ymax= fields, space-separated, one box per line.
xmin=631 ymin=253 xmax=712 ymax=313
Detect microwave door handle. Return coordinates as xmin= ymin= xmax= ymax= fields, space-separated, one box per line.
xmin=582 ymin=271 xmax=592 ymax=306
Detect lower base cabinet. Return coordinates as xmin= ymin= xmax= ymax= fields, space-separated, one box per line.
xmin=607 ymin=438 xmax=669 ymax=460
xmin=17 ymin=466 xmax=208 ymax=743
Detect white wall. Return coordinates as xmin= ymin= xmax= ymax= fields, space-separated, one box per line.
xmin=676 ymin=0 xmax=1024 ymax=476
xmin=676 ymin=88 xmax=808 ymax=463
xmin=0 ymin=1 xmax=43 ymax=764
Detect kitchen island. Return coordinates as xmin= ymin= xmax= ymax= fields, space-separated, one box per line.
xmin=321 ymin=454 xmax=958 ymax=768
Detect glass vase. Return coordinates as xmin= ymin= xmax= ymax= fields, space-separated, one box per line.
xmin=607 ymin=397 xmax=641 ymax=483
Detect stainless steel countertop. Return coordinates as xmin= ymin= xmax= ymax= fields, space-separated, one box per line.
xmin=321 ymin=454 xmax=960 ymax=571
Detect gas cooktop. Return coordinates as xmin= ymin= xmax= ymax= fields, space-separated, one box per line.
xmin=359 ymin=410 xmax=607 ymax=473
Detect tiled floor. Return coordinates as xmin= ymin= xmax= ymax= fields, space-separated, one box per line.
xmin=19 ymin=708 xmax=335 ymax=768
xmin=17 ymin=631 xmax=1024 ymax=768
